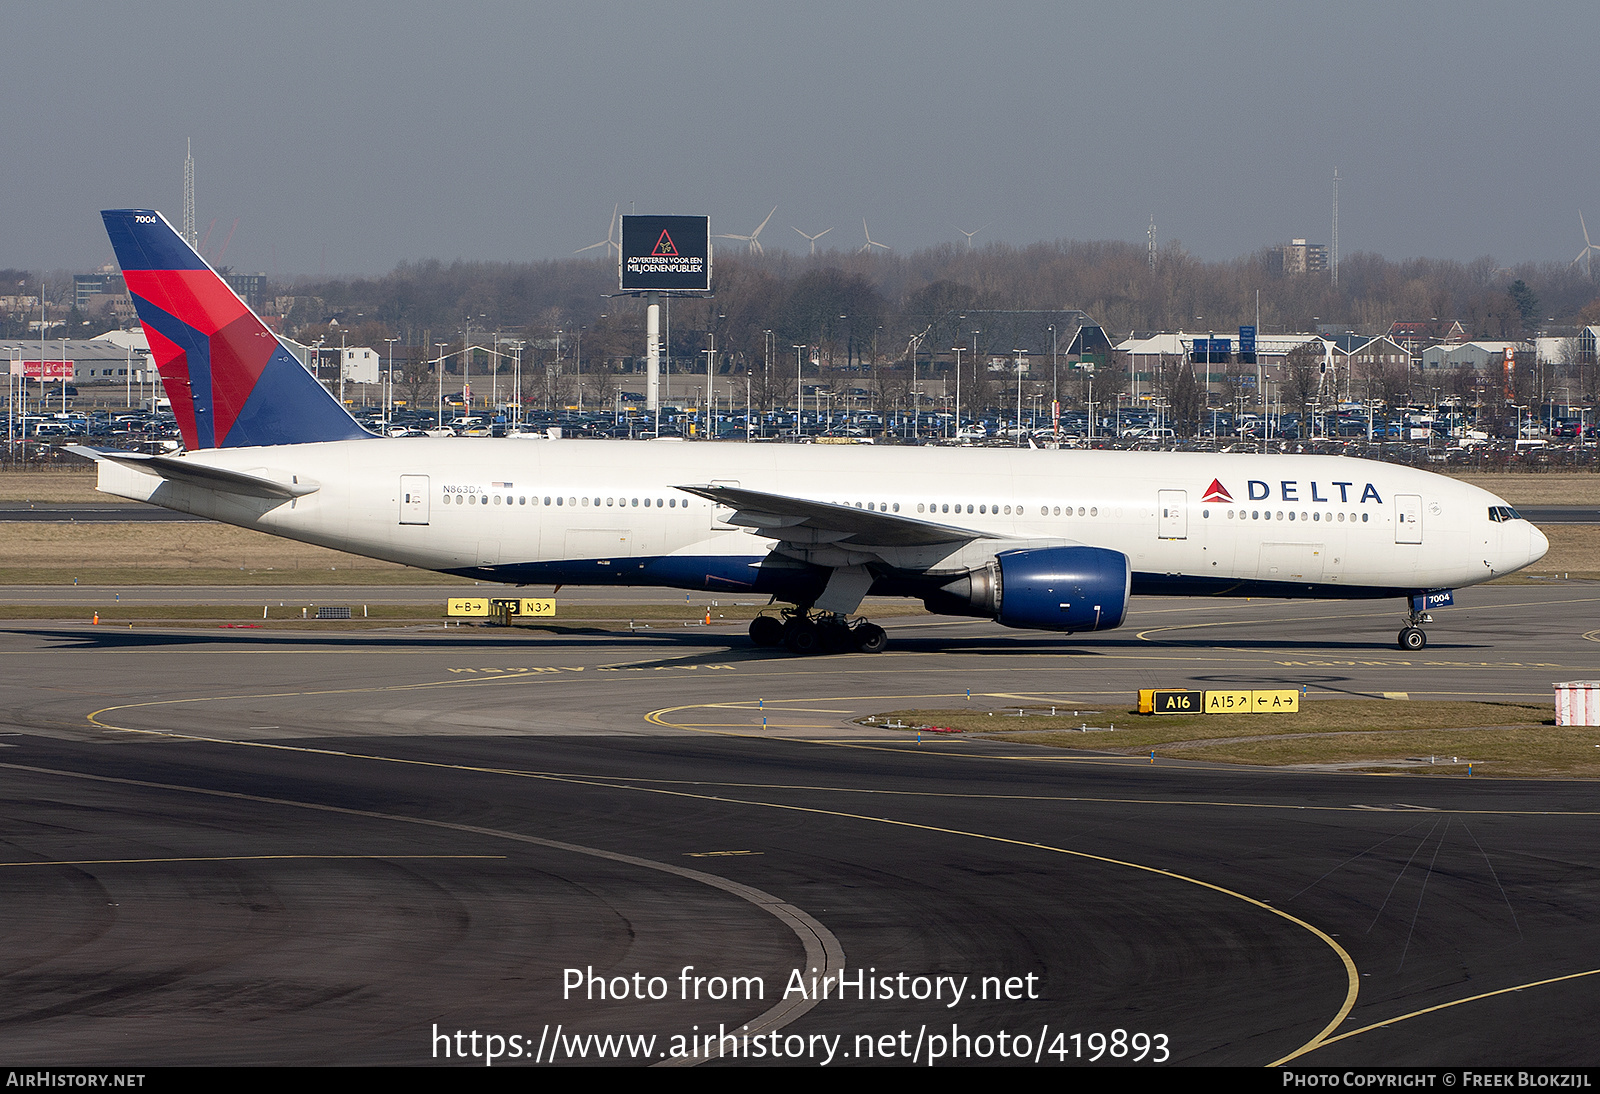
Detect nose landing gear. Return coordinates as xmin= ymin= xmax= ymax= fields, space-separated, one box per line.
xmin=1397 ymin=610 xmax=1432 ymax=651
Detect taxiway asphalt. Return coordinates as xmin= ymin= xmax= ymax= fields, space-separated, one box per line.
xmin=1 ymin=585 xmax=1597 ymax=1067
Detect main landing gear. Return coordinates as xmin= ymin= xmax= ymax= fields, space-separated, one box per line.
xmin=1397 ymin=609 xmax=1432 ymax=651
xmin=749 ymin=611 xmax=887 ymax=655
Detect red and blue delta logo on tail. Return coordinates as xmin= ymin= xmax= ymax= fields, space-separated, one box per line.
xmin=101 ymin=210 xmax=371 ymax=450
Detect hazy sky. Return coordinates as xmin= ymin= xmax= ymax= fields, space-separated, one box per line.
xmin=8 ymin=1 xmax=1597 ymax=276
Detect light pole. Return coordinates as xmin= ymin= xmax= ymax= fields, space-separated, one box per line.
xmin=763 ymin=329 xmax=773 ymax=427
xmin=434 ymin=342 xmax=446 ymax=430
xmin=384 ymin=337 xmax=398 ymax=429
xmin=952 ymin=345 xmax=964 ymax=437
xmin=1013 ymin=349 xmax=1027 ymax=446
xmin=793 ymin=344 xmax=804 ymax=436
xmin=1049 ymin=324 xmax=1058 ymax=435
xmin=1083 ymin=364 xmax=1095 ymax=443
xmin=907 ymin=326 xmax=931 ymax=441
xmin=703 ymin=334 xmax=716 ymax=439
xmin=514 ymin=343 xmax=523 ymax=427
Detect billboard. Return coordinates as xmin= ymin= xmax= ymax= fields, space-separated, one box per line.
xmin=11 ymin=360 xmax=74 ymax=380
xmin=620 ymin=215 xmax=711 ymax=292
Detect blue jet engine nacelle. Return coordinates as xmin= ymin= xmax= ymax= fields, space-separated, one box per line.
xmin=924 ymin=545 xmax=1131 ymax=632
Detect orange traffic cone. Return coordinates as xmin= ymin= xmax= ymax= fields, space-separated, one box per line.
xmin=92 ymin=612 xmax=99 ymax=625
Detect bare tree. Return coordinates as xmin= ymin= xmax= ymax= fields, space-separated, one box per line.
xmin=400 ymin=345 xmax=432 ymax=412
xmin=587 ymin=359 xmax=617 ymax=412
xmin=1281 ymin=343 xmax=1324 ymax=424
xmin=1155 ymin=355 xmax=1204 ymax=436
xmin=1361 ymin=359 xmax=1409 ymax=410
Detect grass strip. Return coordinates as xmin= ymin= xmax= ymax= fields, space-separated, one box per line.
xmin=862 ymin=700 xmax=1598 ymax=779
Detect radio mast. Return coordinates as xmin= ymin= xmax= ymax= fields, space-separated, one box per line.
xmin=183 ymin=138 xmax=197 ymax=249
xmin=1331 ymin=167 xmax=1339 ymax=288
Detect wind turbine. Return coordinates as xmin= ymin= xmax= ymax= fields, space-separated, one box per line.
xmin=792 ymin=225 xmax=832 ymax=255
xmin=716 ymin=206 xmax=777 ymax=255
xmin=1572 ymin=212 xmax=1600 ymax=277
xmin=859 ymin=218 xmax=890 ymax=255
xmin=956 ymin=223 xmax=988 ymax=250
xmin=574 ymin=204 xmax=620 ymax=259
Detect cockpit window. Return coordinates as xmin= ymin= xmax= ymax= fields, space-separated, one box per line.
xmin=1487 ymin=506 xmax=1523 ymax=523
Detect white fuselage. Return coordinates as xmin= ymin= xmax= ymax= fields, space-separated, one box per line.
xmin=95 ymin=439 xmax=1548 ymax=600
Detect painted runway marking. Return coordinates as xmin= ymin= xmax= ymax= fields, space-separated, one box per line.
xmin=1285 ymin=966 xmax=1600 ymax=1062
xmin=8 ymin=749 xmax=1359 ymax=1066
xmin=3 ymin=759 xmax=843 ymax=1066
xmin=0 ymin=854 xmax=505 ymax=868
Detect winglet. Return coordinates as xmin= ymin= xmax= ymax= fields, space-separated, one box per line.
xmin=101 ymin=209 xmax=372 ymax=450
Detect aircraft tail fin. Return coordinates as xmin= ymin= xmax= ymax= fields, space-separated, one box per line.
xmin=101 ymin=209 xmax=372 ymax=450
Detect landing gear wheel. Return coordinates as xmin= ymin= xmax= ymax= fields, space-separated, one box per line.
xmin=749 ymin=615 xmax=783 ymax=648
xmin=854 ymin=623 xmax=888 ymax=653
xmin=783 ymin=620 xmax=821 ymax=655
xmin=1398 ymin=627 xmax=1427 ymax=651
xmin=818 ymin=619 xmax=855 ymax=653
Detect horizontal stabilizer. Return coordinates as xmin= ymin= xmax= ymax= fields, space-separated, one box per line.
xmin=67 ymin=446 xmax=318 ymax=500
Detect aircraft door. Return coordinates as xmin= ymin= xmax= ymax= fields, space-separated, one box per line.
xmin=1395 ymin=494 xmax=1422 ymax=544
xmin=1158 ymin=489 xmax=1187 ymax=540
xmin=400 ymin=475 xmax=430 ymax=525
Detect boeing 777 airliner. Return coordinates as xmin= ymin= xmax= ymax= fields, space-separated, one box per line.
xmin=73 ymin=210 xmax=1549 ymax=654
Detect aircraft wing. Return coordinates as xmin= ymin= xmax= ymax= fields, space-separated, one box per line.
xmin=675 ymin=483 xmax=990 ymax=548
xmin=67 ymin=446 xmax=318 ymax=500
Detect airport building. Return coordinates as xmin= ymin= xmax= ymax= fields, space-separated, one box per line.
xmin=340 ymin=346 xmax=381 ymax=385
xmin=1329 ymin=335 xmax=1411 ymax=376
xmin=0 ymin=336 xmax=153 ymax=384
xmin=1418 ymin=340 xmax=1532 ymax=373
